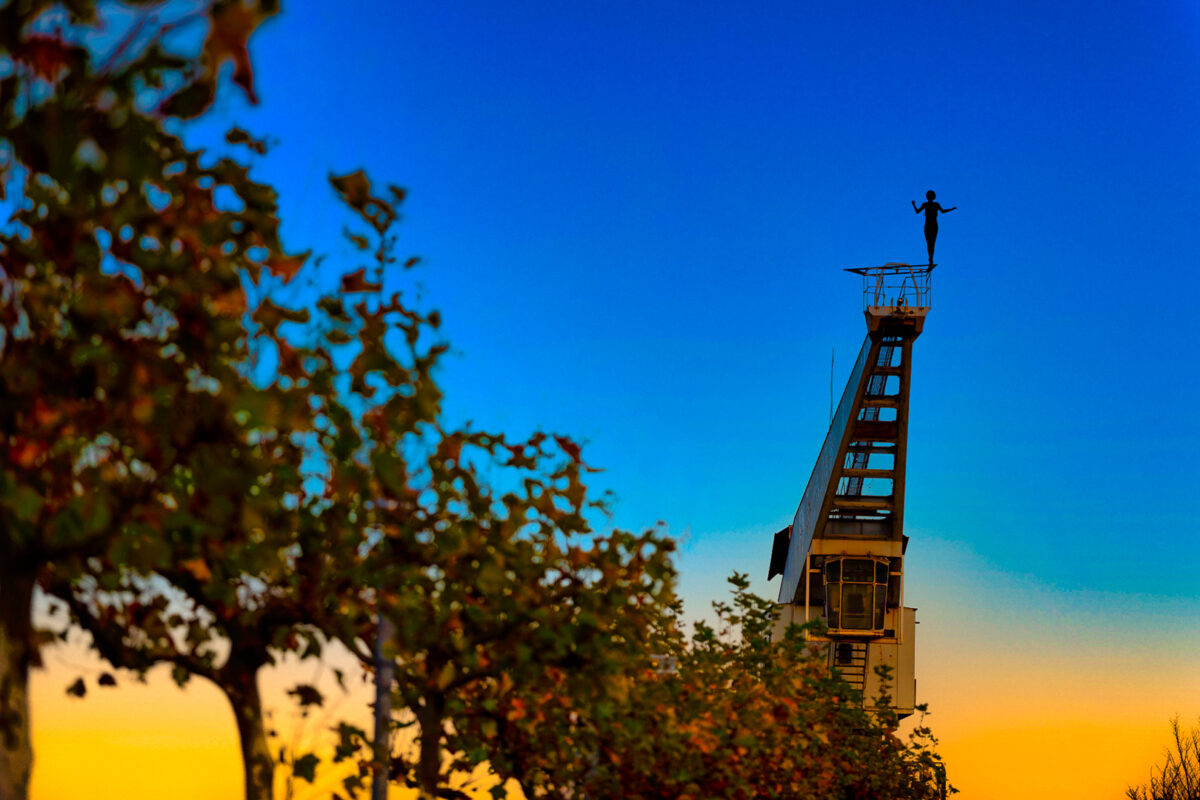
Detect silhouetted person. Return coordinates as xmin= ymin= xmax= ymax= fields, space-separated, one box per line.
xmin=912 ymin=190 xmax=956 ymax=265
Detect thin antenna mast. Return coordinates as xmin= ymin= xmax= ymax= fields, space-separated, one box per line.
xmin=829 ymin=348 xmax=834 ymax=423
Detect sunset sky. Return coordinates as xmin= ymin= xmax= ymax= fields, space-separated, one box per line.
xmin=30 ymin=1 xmax=1200 ymax=798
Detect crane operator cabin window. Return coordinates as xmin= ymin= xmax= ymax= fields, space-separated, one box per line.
xmin=823 ymin=557 xmax=889 ymax=633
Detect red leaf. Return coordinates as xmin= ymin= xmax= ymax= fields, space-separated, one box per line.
xmin=15 ymin=35 xmax=72 ymax=82
xmin=9 ymin=438 xmax=47 ymax=468
xmin=210 ymin=288 xmax=247 ymax=316
xmin=32 ymin=398 xmax=63 ymax=428
xmin=340 ymin=268 xmax=381 ymax=294
xmin=131 ymin=396 xmax=155 ymax=424
xmin=330 ymin=171 xmax=396 ymax=233
xmin=554 ymin=435 xmax=582 ymax=463
xmin=203 ymin=2 xmax=268 ymax=105
xmin=437 ymin=435 xmax=463 ymax=466
xmin=276 ymin=339 xmax=307 ymax=378
xmin=266 ymin=251 xmax=309 ymax=283
xmin=180 ymin=558 xmax=213 ymax=583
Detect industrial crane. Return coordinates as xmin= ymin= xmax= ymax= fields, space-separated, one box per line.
xmin=767 ymin=262 xmax=932 ymax=718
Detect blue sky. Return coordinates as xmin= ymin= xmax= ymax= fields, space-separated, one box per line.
xmin=181 ymin=1 xmax=1200 ymax=614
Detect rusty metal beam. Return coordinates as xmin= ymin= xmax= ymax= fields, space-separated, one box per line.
xmin=892 ymin=338 xmax=913 ymax=544
xmin=853 ymin=420 xmax=898 ymax=440
xmin=842 ymin=468 xmax=893 ymax=479
xmin=832 ymin=495 xmax=894 ymax=511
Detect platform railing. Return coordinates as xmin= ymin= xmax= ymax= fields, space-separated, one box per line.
xmin=844 ymin=263 xmax=933 ymax=312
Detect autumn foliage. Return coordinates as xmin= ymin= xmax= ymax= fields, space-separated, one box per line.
xmin=1 ymin=2 xmax=292 ymax=796
xmin=460 ymin=573 xmax=952 ymax=799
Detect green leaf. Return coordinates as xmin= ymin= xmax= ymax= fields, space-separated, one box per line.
xmin=324 ymin=328 xmax=353 ymax=345
xmin=343 ymin=228 xmax=370 ymax=251
xmin=11 ymin=486 xmax=43 ymax=522
xmin=476 ymin=561 xmax=505 ymax=595
xmin=333 ymin=722 xmax=367 ymax=762
xmin=160 ymin=78 xmax=217 ymax=119
xmin=287 ymin=683 xmax=324 ymax=709
xmin=170 ymin=664 xmax=191 ymax=688
xmin=293 ymin=753 xmax=319 ymax=783
xmin=252 ymin=298 xmax=310 ymax=335
xmin=225 ymin=127 xmax=268 ymax=155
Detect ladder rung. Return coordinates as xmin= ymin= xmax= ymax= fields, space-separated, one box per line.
xmin=847 ymin=444 xmax=896 ymax=454
xmin=842 ymin=468 xmax=893 ymax=479
xmin=833 ymin=495 xmax=894 ymax=511
xmin=853 ymin=420 xmax=897 ymax=440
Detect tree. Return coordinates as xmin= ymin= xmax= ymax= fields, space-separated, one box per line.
xmin=0 ymin=5 xmax=674 ymax=798
xmin=0 ymin=1 xmax=299 ymax=796
xmin=315 ymin=382 xmax=678 ymax=797
xmin=47 ymin=169 xmax=443 ymax=800
xmin=1128 ymin=718 xmax=1200 ymax=800
xmin=463 ymin=573 xmax=953 ymax=800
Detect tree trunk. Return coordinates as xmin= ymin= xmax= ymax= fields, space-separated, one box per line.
xmin=416 ymin=692 xmax=445 ymax=798
xmin=371 ymin=615 xmax=395 ymax=800
xmin=0 ymin=569 xmax=34 ymax=800
xmin=224 ymin=665 xmax=275 ymax=800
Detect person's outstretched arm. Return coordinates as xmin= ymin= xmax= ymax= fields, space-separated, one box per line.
xmin=912 ymin=201 xmax=922 ymax=213
xmin=941 ymin=205 xmax=957 ymax=212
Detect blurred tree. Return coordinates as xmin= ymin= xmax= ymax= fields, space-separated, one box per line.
xmin=318 ymin=384 xmax=678 ymax=797
xmin=46 ymin=172 xmax=443 ymax=800
xmin=0 ymin=1 xmax=294 ymax=796
xmin=0 ymin=4 xmax=674 ymax=798
xmin=1128 ymin=718 xmax=1200 ymax=800
xmin=460 ymin=573 xmax=953 ymax=800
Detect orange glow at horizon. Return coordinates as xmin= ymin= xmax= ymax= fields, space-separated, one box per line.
xmin=31 ymin=663 xmax=244 ymax=800
xmin=31 ymin=648 xmax=1200 ymax=799
xmin=29 ymin=643 xmax=501 ymax=800
xmin=27 ymin=538 xmax=1200 ymax=800
xmin=905 ymin=536 xmax=1200 ymax=799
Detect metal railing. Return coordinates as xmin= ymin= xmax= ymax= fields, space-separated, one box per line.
xmin=844 ymin=262 xmax=933 ymax=312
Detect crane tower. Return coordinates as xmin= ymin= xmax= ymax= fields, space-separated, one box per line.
xmin=767 ymin=263 xmax=932 ymax=718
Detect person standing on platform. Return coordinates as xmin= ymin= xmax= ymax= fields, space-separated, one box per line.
xmin=912 ymin=190 xmax=956 ymax=265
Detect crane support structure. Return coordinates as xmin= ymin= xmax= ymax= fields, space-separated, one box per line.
xmin=768 ymin=262 xmax=931 ymax=718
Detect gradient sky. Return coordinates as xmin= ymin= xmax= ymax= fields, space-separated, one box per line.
xmin=30 ymin=2 xmax=1200 ymax=798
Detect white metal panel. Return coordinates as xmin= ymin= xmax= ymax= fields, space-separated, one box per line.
xmin=897 ymin=607 xmax=916 ymax=711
